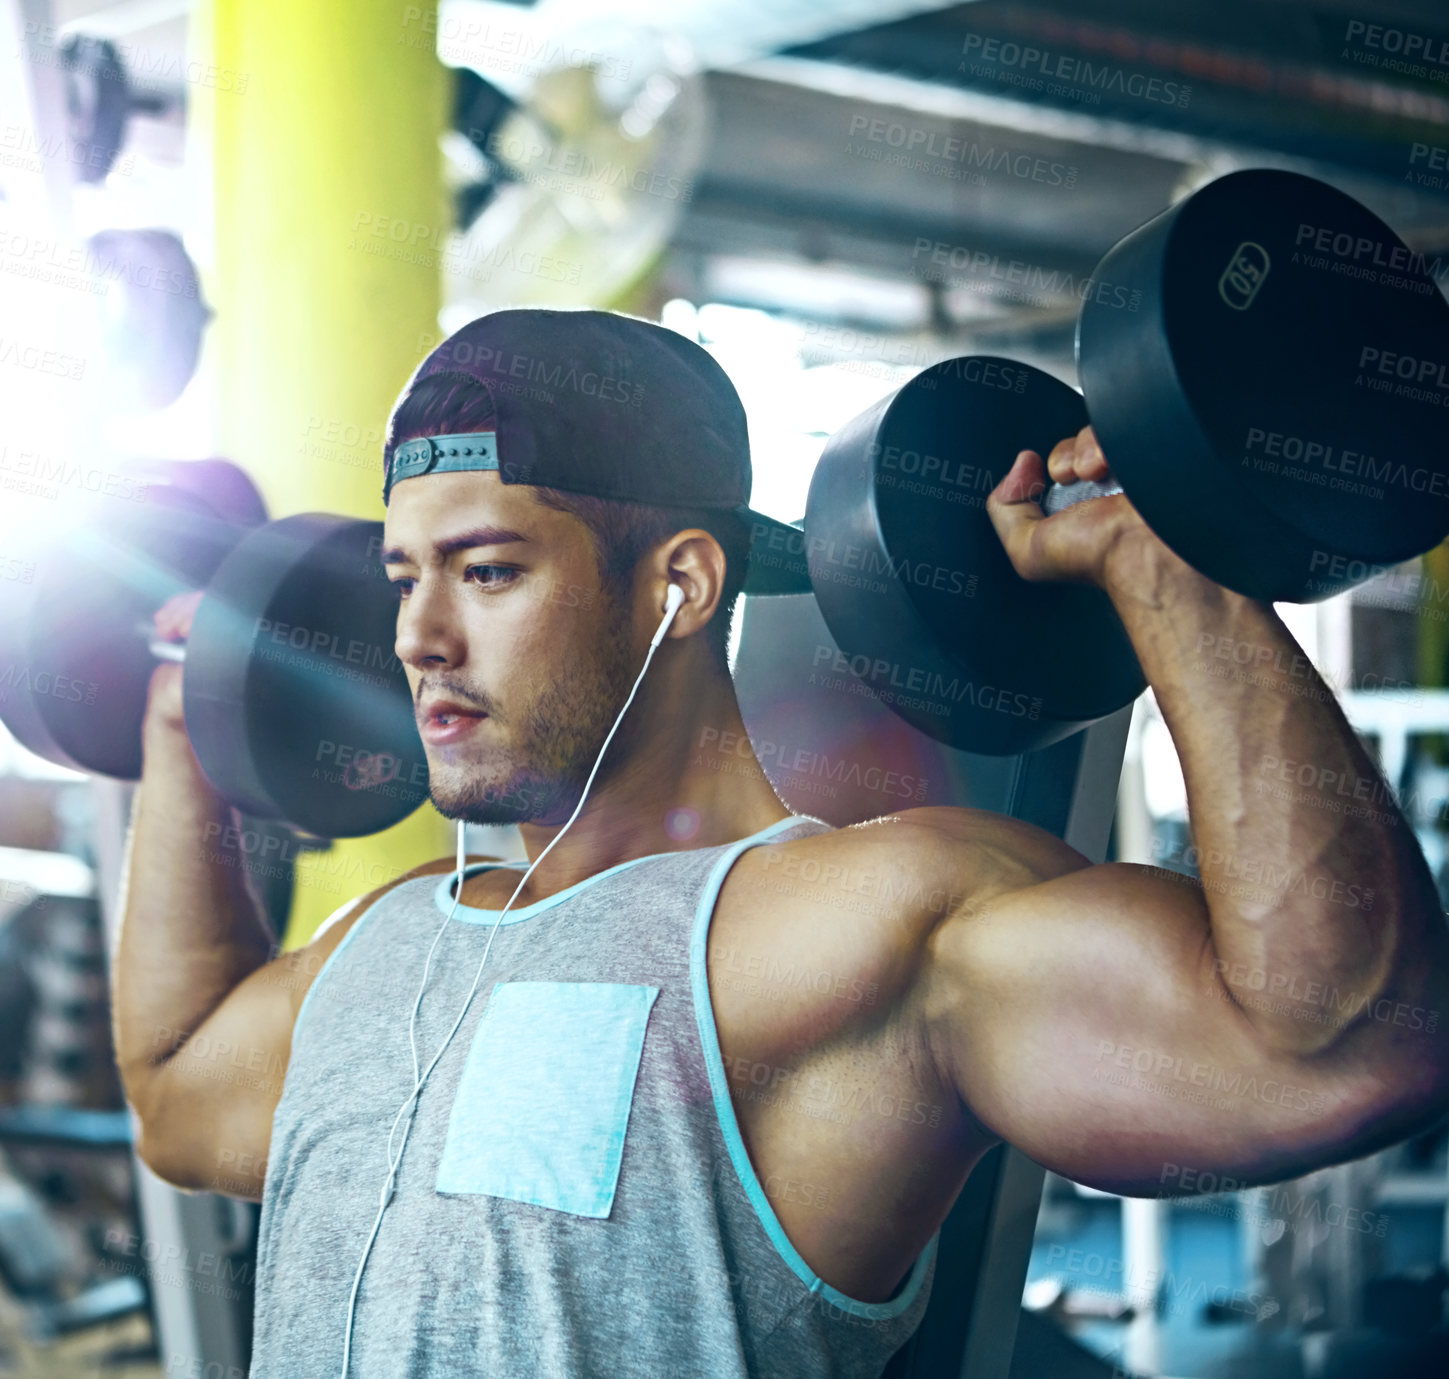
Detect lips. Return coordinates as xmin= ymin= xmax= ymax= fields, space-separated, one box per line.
xmin=419 ymin=698 xmax=488 ymax=744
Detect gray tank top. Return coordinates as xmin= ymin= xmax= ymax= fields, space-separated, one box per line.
xmin=249 ymin=813 xmax=937 ymax=1377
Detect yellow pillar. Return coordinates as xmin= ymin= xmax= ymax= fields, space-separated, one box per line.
xmin=196 ymin=0 xmax=451 ymax=946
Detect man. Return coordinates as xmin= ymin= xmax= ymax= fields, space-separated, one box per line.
xmin=115 ymin=309 xmax=1449 ymax=1378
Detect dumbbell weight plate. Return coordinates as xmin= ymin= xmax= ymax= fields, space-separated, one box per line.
xmin=183 ymin=514 xmax=428 ymax=838
xmin=87 ymin=229 xmax=210 ymax=415
xmin=0 ymin=485 xmax=251 ymax=779
xmin=805 ymin=356 xmax=1146 ymax=756
xmin=1079 ymin=168 xmax=1449 ymax=603
xmin=117 ymin=457 xmax=269 ymax=530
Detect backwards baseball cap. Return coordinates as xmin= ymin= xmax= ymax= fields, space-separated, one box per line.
xmin=383 ymin=307 xmax=810 ymax=596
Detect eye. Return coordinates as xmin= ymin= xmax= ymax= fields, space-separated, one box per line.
xmin=465 ymin=564 xmax=519 ymax=589
xmin=388 ymin=577 xmax=413 ymax=600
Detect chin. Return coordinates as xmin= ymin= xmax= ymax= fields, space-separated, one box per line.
xmin=428 ymin=772 xmax=562 ymax=827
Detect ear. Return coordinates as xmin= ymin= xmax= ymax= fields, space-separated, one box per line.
xmin=653 ymin=529 xmax=726 ymax=639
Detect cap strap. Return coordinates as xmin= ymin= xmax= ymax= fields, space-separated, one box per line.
xmin=384 ymin=431 xmax=499 ymax=501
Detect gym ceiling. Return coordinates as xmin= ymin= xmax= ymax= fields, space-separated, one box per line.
xmin=666 ymin=0 xmax=1449 ymax=366
xmin=58 ymin=0 xmax=1449 ymax=368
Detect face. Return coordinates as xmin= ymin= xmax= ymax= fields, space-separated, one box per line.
xmin=383 ymin=470 xmax=639 ymax=827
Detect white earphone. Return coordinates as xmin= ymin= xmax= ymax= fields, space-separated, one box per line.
xmin=338 ymin=584 xmax=685 ymax=1374
xmin=654 ymin=581 xmax=685 ymax=645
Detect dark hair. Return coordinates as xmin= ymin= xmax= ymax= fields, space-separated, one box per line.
xmin=384 ymin=371 xmax=749 ymax=669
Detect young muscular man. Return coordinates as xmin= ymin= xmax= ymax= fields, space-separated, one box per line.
xmin=114 ymin=309 xmax=1449 ymax=1378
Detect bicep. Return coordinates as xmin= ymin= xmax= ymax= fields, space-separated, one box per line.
xmin=929 ymin=861 xmax=1348 ymax=1196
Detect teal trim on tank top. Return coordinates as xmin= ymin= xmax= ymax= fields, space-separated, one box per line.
xmin=293 ymin=818 xmax=808 ymax=1065
xmin=432 ymin=816 xmax=803 ymax=926
xmin=290 ymin=811 xmax=937 ymax=1324
xmin=689 ymin=820 xmax=941 ymax=1320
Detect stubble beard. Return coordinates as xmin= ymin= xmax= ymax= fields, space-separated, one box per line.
xmin=428 ymin=595 xmax=639 ymax=827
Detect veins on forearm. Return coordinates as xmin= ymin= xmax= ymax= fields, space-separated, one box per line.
xmin=1103 ymin=538 xmax=1442 ymax=1051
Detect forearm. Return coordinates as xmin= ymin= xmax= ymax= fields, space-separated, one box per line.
xmin=113 ymin=723 xmax=274 ymax=1113
xmin=1102 ymin=533 xmax=1449 ymax=1058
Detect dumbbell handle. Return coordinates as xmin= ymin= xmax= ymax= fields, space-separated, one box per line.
xmin=137 ymin=622 xmax=187 ymax=664
xmin=1042 ymin=477 xmax=1124 ymax=515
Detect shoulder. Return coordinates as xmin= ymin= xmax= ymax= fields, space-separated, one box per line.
xmin=733 ymin=808 xmax=1089 ymax=934
xmin=759 ymin=807 xmax=1086 ymax=894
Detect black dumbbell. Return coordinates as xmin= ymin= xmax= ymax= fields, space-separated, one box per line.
xmin=179 ymin=513 xmax=428 ymax=837
xmin=1072 ymin=167 xmax=1449 ymax=604
xmin=0 ymin=493 xmax=426 ymax=839
xmin=806 ymin=356 xmax=1143 ymax=757
xmin=0 ymin=481 xmax=241 ymax=781
xmin=803 ymin=169 xmax=1449 ymax=756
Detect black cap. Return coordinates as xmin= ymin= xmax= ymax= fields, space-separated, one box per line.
xmin=384 ymin=307 xmax=810 ymax=595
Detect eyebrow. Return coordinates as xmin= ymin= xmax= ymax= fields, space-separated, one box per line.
xmin=381 ymin=525 xmax=533 ymax=565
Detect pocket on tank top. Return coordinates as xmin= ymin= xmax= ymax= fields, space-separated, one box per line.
xmin=435 ymin=980 xmax=660 ymax=1218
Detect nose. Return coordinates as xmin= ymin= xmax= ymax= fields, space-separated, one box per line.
xmin=395 ymin=576 xmax=463 ymax=672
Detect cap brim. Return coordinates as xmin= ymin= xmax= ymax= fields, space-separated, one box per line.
xmin=739 ymin=507 xmax=811 ymax=596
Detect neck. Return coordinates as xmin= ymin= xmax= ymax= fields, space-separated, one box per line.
xmin=507 ymin=648 xmax=793 ymax=894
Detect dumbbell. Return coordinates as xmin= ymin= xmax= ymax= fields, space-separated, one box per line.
xmin=0 ymin=486 xmax=426 ymax=838
xmin=804 ymin=168 xmax=1449 ymax=756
